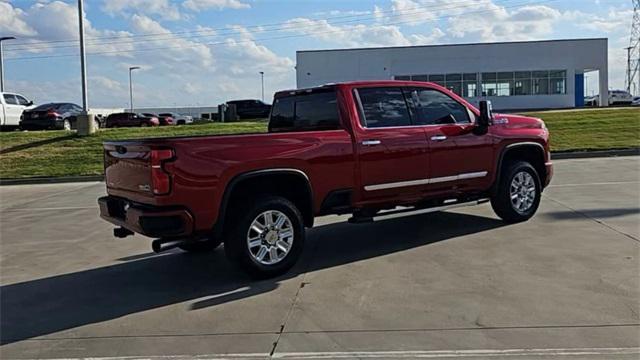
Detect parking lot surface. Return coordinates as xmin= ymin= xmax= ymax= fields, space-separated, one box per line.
xmin=1 ymin=156 xmax=639 ymax=359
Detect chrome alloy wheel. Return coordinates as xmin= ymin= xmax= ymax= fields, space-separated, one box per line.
xmin=246 ymin=210 xmax=294 ymax=265
xmin=510 ymin=171 xmax=536 ymax=214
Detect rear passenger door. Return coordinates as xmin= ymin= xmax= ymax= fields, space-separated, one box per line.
xmin=2 ymin=94 xmax=22 ymax=126
xmin=352 ymin=87 xmax=430 ymax=203
xmin=409 ymin=87 xmax=494 ymax=194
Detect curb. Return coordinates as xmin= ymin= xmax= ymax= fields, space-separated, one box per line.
xmin=551 ymin=148 xmax=640 ymax=160
xmin=0 ymin=175 xmax=104 ymax=186
xmin=1 ymin=148 xmax=638 ymax=186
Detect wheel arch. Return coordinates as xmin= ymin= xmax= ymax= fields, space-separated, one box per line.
xmin=213 ymin=168 xmax=314 ymax=238
xmin=492 ymin=142 xmax=547 ymax=195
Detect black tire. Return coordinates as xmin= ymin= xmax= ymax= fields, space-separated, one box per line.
xmin=178 ymin=237 xmax=222 ymax=252
xmin=490 ymin=161 xmax=541 ymax=223
xmin=140 ymin=122 xmax=149 ymax=127
xmin=224 ymin=196 xmax=305 ymax=279
xmin=62 ymin=119 xmax=71 ymax=131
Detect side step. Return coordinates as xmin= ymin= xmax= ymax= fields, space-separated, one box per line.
xmin=348 ymin=198 xmax=489 ymax=224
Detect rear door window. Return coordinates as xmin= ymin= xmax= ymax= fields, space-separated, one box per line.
xmin=269 ymin=90 xmax=340 ymax=132
xmin=3 ymin=94 xmax=17 ymax=105
xmin=355 ymin=87 xmax=412 ymax=128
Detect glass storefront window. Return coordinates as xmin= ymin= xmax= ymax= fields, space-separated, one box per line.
xmin=393 ymin=69 xmax=566 ymax=97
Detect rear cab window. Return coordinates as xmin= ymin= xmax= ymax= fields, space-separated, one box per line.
xmin=269 ymin=88 xmax=341 ymax=133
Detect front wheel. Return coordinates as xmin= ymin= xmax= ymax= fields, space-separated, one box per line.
xmin=224 ymin=196 xmax=304 ymax=278
xmin=491 ymin=161 xmax=541 ymax=223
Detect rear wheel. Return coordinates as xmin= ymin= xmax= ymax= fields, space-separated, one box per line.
xmin=491 ymin=161 xmax=541 ymax=223
xmin=140 ymin=122 xmax=149 ymax=127
xmin=224 ymin=196 xmax=304 ymax=278
xmin=62 ymin=119 xmax=71 ymax=131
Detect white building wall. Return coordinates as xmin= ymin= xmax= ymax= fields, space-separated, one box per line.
xmin=296 ymin=38 xmax=608 ymax=110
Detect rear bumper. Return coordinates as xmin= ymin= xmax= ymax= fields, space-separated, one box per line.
xmin=20 ymin=119 xmax=62 ymax=129
xmin=98 ymin=196 xmax=194 ymax=238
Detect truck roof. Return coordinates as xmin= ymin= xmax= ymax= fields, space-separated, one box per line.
xmin=274 ymin=80 xmax=444 ymax=97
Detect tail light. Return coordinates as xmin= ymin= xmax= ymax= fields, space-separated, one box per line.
xmin=47 ymin=110 xmax=60 ymax=118
xmin=150 ymin=149 xmax=175 ymax=195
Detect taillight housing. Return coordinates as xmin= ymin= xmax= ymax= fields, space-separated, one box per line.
xmin=47 ymin=110 xmax=60 ymax=118
xmin=150 ymin=149 xmax=174 ymax=195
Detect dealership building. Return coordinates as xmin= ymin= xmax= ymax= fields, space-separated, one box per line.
xmin=296 ymin=38 xmax=608 ymax=110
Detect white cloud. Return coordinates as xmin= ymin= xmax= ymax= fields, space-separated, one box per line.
xmin=2 ymin=1 xmax=134 ymax=56
xmin=102 ymin=0 xmax=181 ymax=21
xmin=182 ymin=0 xmax=250 ymax=11
xmin=0 ymin=1 xmax=36 ymax=36
xmin=282 ymin=17 xmax=441 ymax=48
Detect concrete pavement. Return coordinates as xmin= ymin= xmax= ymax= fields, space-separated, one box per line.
xmin=0 ymin=156 xmax=639 ymax=359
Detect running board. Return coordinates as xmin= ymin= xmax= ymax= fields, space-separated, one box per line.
xmin=349 ymin=199 xmax=489 ymax=224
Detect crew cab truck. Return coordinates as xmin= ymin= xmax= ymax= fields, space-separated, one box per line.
xmin=99 ymin=80 xmax=553 ymax=278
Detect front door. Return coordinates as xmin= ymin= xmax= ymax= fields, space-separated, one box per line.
xmin=408 ymin=87 xmax=494 ymax=195
xmin=353 ymin=87 xmax=430 ymax=205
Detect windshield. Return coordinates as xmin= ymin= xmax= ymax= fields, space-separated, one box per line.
xmin=32 ymin=103 xmax=61 ymax=111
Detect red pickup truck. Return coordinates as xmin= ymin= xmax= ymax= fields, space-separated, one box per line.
xmin=99 ymin=80 xmax=552 ymax=278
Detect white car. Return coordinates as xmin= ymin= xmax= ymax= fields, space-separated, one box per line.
xmin=608 ymin=90 xmax=633 ymax=105
xmin=632 ymin=96 xmax=640 ymax=106
xmin=583 ymin=91 xmax=633 ymax=106
xmin=1 ymin=92 xmax=34 ymax=129
xmin=159 ymin=112 xmax=193 ymax=125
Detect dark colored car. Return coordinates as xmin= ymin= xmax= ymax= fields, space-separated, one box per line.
xmin=105 ymin=112 xmax=159 ymax=128
xmin=144 ymin=113 xmax=173 ymax=126
xmin=99 ymin=80 xmax=553 ymax=278
xmin=227 ymin=99 xmax=271 ymax=119
xmin=20 ymin=103 xmax=83 ymax=131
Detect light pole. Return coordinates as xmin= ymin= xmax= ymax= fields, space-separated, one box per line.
xmin=259 ymin=71 xmax=264 ymax=102
xmin=129 ymin=66 xmax=140 ymax=112
xmin=77 ymin=0 xmax=88 ymax=112
xmin=0 ymin=36 xmax=16 ymax=92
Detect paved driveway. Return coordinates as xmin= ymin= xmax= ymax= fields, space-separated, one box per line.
xmin=1 ymin=156 xmax=639 ymax=359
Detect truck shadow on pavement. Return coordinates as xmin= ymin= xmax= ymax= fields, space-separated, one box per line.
xmin=0 ymin=211 xmax=504 ymax=345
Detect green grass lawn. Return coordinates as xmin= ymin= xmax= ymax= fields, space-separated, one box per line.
xmin=523 ymin=108 xmax=639 ymax=152
xmin=0 ymin=108 xmax=638 ymax=179
xmin=0 ymin=122 xmax=267 ymax=179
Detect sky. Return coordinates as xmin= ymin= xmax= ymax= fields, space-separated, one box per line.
xmin=0 ymin=0 xmax=635 ymax=108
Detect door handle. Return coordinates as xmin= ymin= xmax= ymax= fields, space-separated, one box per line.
xmin=430 ymin=135 xmax=447 ymax=141
xmin=361 ymin=140 xmax=381 ymax=146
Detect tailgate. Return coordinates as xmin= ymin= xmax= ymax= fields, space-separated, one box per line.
xmin=104 ymin=142 xmax=154 ymax=195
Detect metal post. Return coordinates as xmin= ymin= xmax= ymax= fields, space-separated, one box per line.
xmin=260 ymin=71 xmax=264 ymax=101
xmin=77 ymin=0 xmax=88 ymax=112
xmin=129 ymin=66 xmax=140 ymax=112
xmin=0 ymin=37 xmax=16 ymax=92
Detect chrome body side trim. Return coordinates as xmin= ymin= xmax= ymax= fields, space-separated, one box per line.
xmin=364 ymin=171 xmax=488 ymax=191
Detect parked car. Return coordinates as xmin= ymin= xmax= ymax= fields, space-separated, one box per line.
xmin=226 ymin=99 xmax=271 ymax=119
xmin=105 ymin=112 xmax=159 ymax=128
xmin=1 ymin=92 xmax=34 ymax=130
xmin=159 ymin=112 xmax=192 ymax=125
xmin=584 ymin=95 xmax=598 ymax=107
xmin=20 ymin=102 xmax=86 ymax=131
xmin=99 ymin=80 xmax=553 ymax=278
xmin=142 ymin=113 xmax=174 ymax=126
xmin=609 ymin=90 xmax=633 ymax=105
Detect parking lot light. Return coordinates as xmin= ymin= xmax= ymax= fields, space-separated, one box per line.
xmin=129 ymin=66 xmax=141 ymax=113
xmin=0 ymin=36 xmax=17 ymax=92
